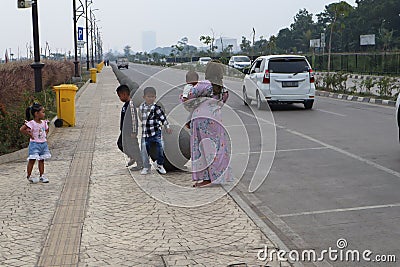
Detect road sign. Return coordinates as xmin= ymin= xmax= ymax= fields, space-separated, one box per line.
xmin=360 ymin=34 xmax=375 ymax=46
xmin=320 ymin=33 xmax=326 ymax=48
xmin=310 ymin=39 xmax=321 ymax=48
xmin=77 ymin=41 xmax=85 ymax=48
xmin=78 ymin=27 xmax=84 ymax=41
xmin=17 ymin=0 xmax=32 ymax=8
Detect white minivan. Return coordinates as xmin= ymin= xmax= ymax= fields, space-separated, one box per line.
xmin=242 ymin=55 xmax=315 ymax=109
xmin=198 ymin=57 xmax=212 ymax=65
xmin=228 ymin=55 xmax=251 ymax=70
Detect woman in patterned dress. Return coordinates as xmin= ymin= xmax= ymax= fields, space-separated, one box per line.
xmin=187 ymin=61 xmax=232 ymax=187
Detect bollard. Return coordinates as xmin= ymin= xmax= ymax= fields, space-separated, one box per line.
xmin=90 ymin=68 xmax=97 ymax=83
xmin=52 ymin=84 xmax=78 ymax=127
xmin=96 ymin=61 xmax=104 ymax=73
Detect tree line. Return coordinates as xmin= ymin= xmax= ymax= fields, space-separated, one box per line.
xmin=105 ymin=0 xmax=399 ymax=63
xmin=242 ymin=0 xmax=399 ymax=55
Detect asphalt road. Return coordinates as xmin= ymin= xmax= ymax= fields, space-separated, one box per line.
xmin=119 ymin=63 xmax=400 ymax=267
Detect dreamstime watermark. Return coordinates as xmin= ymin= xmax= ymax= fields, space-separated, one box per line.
xmin=257 ymin=238 xmax=397 ymax=263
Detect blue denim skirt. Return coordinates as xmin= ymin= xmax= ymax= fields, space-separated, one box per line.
xmin=27 ymin=141 xmax=51 ymax=161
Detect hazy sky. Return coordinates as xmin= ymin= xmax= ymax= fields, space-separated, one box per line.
xmin=0 ymin=0 xmax=356 ymax=59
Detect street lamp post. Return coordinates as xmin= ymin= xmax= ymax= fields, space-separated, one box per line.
xmin=85 ymin=0 xmax=91 ymax=70
xmin=96 ymin=27 xmax=101 ymax=63
xmin=89 ymin=8 xmax=98 ymax=68
xmin=72 ymin=0 xmax=80 ymax=78
xmin=94 ymin=25 xmax=97 ymax=64
xmin=93 ymin=23 xmax=101 ymax=63
xmin=30 ymin=0 xmax=44 ymax=92
xmin=90 ymin=9 xmax=94 ymax=67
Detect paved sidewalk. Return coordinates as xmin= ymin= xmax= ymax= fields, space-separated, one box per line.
xmin=0 ymin=67 xmax=291 ymax=267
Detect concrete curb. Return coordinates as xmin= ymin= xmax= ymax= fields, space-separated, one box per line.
xmin=316 ymin=90 xmax=396 ymax=107
xmin=0 ymin=79 xmax=91 ymax=165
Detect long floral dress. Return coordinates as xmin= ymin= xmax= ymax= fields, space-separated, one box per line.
xmin=187 ymin=80 xmax=232 ymax=184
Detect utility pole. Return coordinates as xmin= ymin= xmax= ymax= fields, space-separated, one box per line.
xmin=252 ymin=27 xmax=256 ymax=59
xmin=30 ymin=0 xmax=44 ymax=92
xmin=73 ymin=0 xmax=80 ymax=78
xmin=90 ymin=9 xmax=94 ymax=68
xmin=85 ymin=0 xmax=90 ymax=70
xmin=94 ymin=25 xmax=97 ymax=64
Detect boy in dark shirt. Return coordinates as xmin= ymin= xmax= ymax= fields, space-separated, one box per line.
xmin=116 ymin=84 xmax=143 ymax=171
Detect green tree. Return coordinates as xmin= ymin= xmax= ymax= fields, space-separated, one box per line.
xmin=240 ymin=36 xmax=251 ymax=54
xmin=379 ymin=26 xmax=394 ymax=51
xmin=171 ymin=37 xmax=187 ymax=58
xmin=253 ymin=36 xmax=268 ymax=55
xmin=275 ymin=28 xmax=293 ymax=53
xmin=151 ymin=52 xmax=161 ymax=63
xmin=290 ymin=9 xmax=316 ymax=52
xmin=200 ymin=35 xmax=212 ymax=53
xmin=123 ymin=45 xmax=131 ymax=57
xmin=352 ymin=0 xmax=399 ymax=50
xmin=268 ymin=35 xmax=277 ymax=54
xmin=318 ymin=1 xmax=352 ymax=73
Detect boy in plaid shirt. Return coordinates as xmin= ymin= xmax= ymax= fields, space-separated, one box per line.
xmin=139 ymin=87 xmax=172 ymax=174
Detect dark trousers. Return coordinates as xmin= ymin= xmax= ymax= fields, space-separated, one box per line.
xmin=117 ymin=133 xmax=123 ymax=152
xmin=145 ymin=131 xmax=164 ymax=165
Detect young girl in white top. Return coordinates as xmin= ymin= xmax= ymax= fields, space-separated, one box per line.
xmin=20 ymin=103 xmax=51 ymax=183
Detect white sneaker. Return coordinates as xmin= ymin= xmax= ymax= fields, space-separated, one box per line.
xmin=28 ymin=177 xmax=39 ymax=184
xmin=140 ymin=168 xmax=149 ymax=175
xmin=153 ymin=163 xmax=166 ymax=174
xmin=39 ymin=176 xmax=49 ymax=183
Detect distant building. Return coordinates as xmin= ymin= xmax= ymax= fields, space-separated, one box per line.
xmin=142 ymin=31 xmax=156 ymax=52
xmin=214 ymin=37 xmax=238 ymax=52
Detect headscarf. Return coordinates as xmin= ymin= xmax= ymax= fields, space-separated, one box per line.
xmin=205 ymin=60 xmax=224 ymax=87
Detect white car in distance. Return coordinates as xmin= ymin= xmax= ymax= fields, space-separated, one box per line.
xmin=228 ymin=55 xmax=251 ymax=70
xmin=198 ymin=57 xmax=212 ymax=65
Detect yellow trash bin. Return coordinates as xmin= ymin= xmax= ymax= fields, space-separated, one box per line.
xmin=90 ymin=68 xmax=97 ymax=83
xmin=52 ymin=84 xmax=78 ymax=127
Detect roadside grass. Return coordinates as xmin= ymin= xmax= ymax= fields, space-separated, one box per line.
xmin=0 ymin=60 xmax=89 ymax=155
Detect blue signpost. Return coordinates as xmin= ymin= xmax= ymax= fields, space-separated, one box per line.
xmin=78 ymin=27 xmax=83 ymax=41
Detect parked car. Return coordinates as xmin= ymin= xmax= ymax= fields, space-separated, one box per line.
xmin=228 ymin=55 xmax=251 ymax=70
xmin=117 ymin=57 xmax=129 ymax=69
xmin=396 ymin=93 xmax=400 ymax=142
xmin=242 ymin=55 xmax=315 ymax=110
xmin=198 ymin=57 xmax=212 ymax=65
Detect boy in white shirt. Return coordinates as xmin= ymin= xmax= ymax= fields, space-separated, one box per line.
xmin=181 ymin=70 xmax=199 ymax=129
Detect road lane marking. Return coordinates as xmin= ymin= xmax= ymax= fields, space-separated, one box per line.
xmin=236 ymin=109 xmax=400 ymax=179
xmin=279 ymin=203 xmax=400 ymax=218
xmin=286 ymin=128 xmax=400 ymax=179
xmin=274 ymin=147 xmax=328 ymax=153
xmin=235 ymin=110 xmax=284 ymax=128
xmin=315 ymin=108 xmax=346 ymax=117
xmin=234 ymin=147 xmax=329 ymax=155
